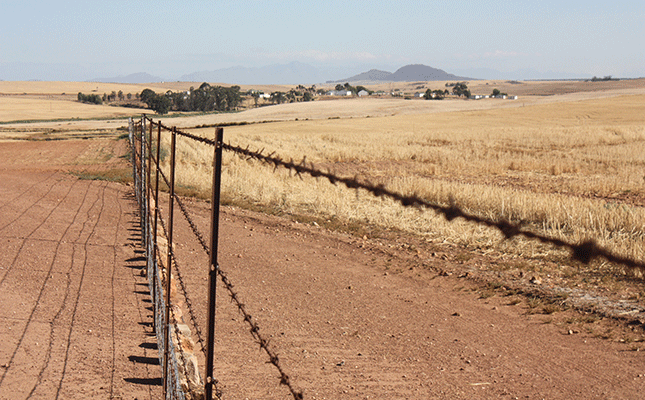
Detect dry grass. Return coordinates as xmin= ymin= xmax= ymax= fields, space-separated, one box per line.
xmin=156 ymin=93 xmax=645 ymax=270
xmin=0 ymin=96 xmax=149 ymax=123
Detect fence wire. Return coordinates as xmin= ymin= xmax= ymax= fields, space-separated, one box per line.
xmin=156 ymin=121 xmax=644 ymax=273
xmin=129 ymin=119 xmax=189 ymax=400
xmin=146 ymin=117 xmax=304 ymax=399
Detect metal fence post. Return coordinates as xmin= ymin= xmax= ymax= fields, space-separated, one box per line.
xmin=152 ymin=122 xmax=162 ymax=333
xmin=140 ymin=116 xmax=147 ymax=247
xmin=163 ymin=128 xmax=177 ymax=398
xmin=146 ymin=120 xmax=154 ymax=298
xmin=205 ymin=127 xmax=224 ymax=400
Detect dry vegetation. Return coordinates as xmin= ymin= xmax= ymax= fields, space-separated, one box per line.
xmin=158 ymin=94 xmax=645 ymax=282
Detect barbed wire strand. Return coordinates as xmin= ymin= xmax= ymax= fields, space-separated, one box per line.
xmin=221 ymin=143 xmax=645 ymax=272
xmin=159 ymin=120 xmax=643 ymax=273
xmin=157 ymin=206 xmax=208 ymax=357
xmin=168 ymin=177 xmax=305 ymax=400
xmin=156 ymin=240 xmax=222 ymax=399
xmin=146 ymin=119 xmax=304 ymax=398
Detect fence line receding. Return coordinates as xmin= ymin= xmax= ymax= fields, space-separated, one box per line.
xmin=129 ymin=114 xmax=644 ymax=400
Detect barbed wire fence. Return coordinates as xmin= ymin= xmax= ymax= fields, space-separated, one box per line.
xmin=129 ymin=114 xmax=645 ymax=400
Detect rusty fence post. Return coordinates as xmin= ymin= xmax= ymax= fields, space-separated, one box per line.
xmin=146 ymin=119 xmax=154 ymax=290
xmin=140 ymin=116 xmax=147 ymax=247
xmin=163 ymin=127 xmax=177 ymax=398
xmin=205 ymin=127 xmax=224 ymax=400
xmin=151 ymin=122 xmax=162 ymax=333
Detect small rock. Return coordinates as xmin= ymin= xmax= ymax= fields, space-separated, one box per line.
xmin=530 ymin=276 xmax=542 ymax=285
xmin=337 ymin=360 xmax=345 ymax=366
xmin=452 ymin=312 xmax=461 ymax=317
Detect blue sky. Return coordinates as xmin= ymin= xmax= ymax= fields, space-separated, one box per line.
xmin=1 ymin=0 xmax=643 ymax=81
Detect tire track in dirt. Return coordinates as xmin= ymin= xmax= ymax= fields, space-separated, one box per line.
xmin=0 ymin=171 xmax=57 ymax=212
xmin=0 ymin=179 xmax=101 ymax=397
xmin=0 ymin=178 xmax=83 ymax=387
xmin=23 ymin=178 xmax=96 ymax=399
xmin=0 ymin=176 xmax=78 ymax=286
xmin=53 ymin=181 xmax=107 ymax=399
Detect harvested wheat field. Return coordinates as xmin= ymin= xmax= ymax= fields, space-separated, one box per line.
xmin=1 ymin=80 xmax=645 ymax=399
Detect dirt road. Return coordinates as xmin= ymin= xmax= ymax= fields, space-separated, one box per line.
xmin=1 ymin=138 xmax=644 ymax=399
xmin=0 ymin=141 xmax=161 ymax=399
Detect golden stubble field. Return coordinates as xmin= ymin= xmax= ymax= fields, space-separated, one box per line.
xmin=143 ymin=85 xmax=644 ymax=302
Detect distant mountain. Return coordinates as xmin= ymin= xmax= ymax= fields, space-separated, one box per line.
xmin=332 ymin=68 xmax=394 ymax=82
xmin=180 ymin=61 xmax=327 ymax=85
xmin=89 ymin=72 xmax=164 ymax=83
xmin=332 ymin=64 xmax=473 ymax=83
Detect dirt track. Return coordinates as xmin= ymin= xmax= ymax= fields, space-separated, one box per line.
xmin=0 ymin=141 xmax=161 ymax=399
xmin=1 ymin=138 xmax=644 ymax=399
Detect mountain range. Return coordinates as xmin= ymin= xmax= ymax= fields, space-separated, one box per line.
xmin=86 ymin=63 xmax=474 ymax=85
xmin=0 ymin=61 xmax=592 ymax=84
xmin=329 ymin=64 xmax=472 ymax=83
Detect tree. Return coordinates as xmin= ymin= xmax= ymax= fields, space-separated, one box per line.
xmin=343 ymin=82 xmax=357 ymax=94
xmin=225 ymin=85 xmax=242 ymax=110
xmin=251 ymin=91 xmax=260 ymax=107
xmin=423 ymin=89 xmax=445 ymax=100
xmin=140 ymin=89 xmax=157 ymax=105
xmin=270 ymin=91 xmax=285 ymax=104
xmin=492 ymin=88 xmax=501 ymax=97
xmin=150 ymin=94 xmax=171 ymax=114
xmin=117 ymin=90 xmax=124 ymax=101
xmin=335 ymin=84 xmax=345 ymax=91
xmin=77 ymin=92 xmax=102 ymax=104
xmin=452 ymin=82 xmax=470 ymax=98
xmin=302 ymin=91 xmax=314 ymax=102
xmin=356 ymin=85 xmax=370 ymax=94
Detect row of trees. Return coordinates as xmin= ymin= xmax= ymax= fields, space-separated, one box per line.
xmin=590 ymin=75 xmax=617 ymax=82
xmin=77 ymin=91 xmax=136 ymax=105
xmin=140 ymin=83 xmax=243 ymax=114
xmin=334 ymin=82 xmax=371 ymax=94
xmin=423 ymin=89 xmax=448 ymax=100
xmin=77 ymin=92 xmax=103 ymax=105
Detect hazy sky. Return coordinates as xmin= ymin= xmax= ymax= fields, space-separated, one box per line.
xmin=1 ymin=0 xmax=643 ymax=81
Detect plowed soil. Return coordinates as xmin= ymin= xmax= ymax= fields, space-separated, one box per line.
xmin=1 ymin=138 xmax=644 ymax=400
